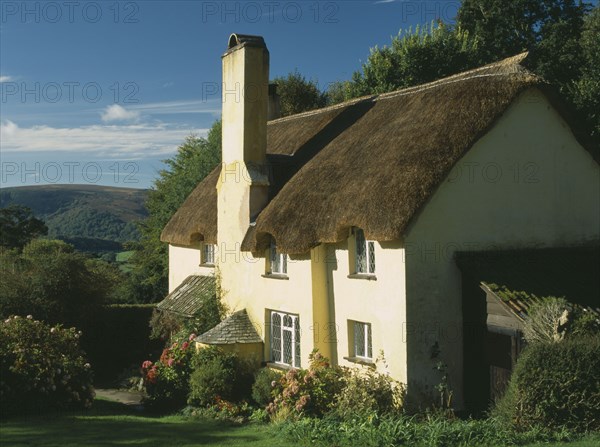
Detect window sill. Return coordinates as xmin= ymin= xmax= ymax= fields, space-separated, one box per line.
xmin=199 ymin=263 xmax=215 ymax=268
xmin=264 ymin=361 xmax=297 ymax=371
xmin=347 ymin=273 xmax=377 ymax=281
xmin=343 ymin=356 xmax=375 ymax=367
xmin=262 ymin=273 xmax=289 ymax=280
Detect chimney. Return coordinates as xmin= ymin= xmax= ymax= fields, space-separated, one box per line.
xmin=221 ymin=34 xmax=270 ymax=165
xmin=218 ymin=34 xmax=270 ymax=263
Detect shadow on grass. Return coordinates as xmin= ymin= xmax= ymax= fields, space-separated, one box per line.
xmin=0 ymin=398 xmax=280 ymax=447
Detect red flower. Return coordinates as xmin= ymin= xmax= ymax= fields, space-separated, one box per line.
xmin=182 ymin=341 xmax=189 ymax=350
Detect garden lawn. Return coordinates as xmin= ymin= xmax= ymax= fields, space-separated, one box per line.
xmin=0 ymin=398 xmax=294 ymax=447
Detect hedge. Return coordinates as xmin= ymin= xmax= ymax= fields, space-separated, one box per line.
xmin=79 ymin=304 xmax=162 ymax=383
xmin=494 ymin=336 xmax=600 ymax=432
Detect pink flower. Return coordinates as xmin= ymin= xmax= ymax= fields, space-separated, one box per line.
xmin=141 ymin=360 xmax=153 ymax=370
xmin=189 ymin=333 xmax=196 ymax=341
xmin=182 ymin=342 xmax=189 ymax=350
xmin=167 ymin=358 xmax=174 ymax=367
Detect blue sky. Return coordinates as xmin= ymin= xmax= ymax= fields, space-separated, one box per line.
xmin=1 ymin=1 xmax=464 ymax=188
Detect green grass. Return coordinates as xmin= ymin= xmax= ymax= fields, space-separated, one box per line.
xmin=2 ymin=399 xmax=598 ymax=447
xmin=0 ymin=398 xmax=295 ymax=447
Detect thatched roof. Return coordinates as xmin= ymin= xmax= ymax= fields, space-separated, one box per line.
xmin=195 ymin=309 xmax=263 ymax=345
xmin=156 ymin=275 xmax=215 ymax=317
xmin=162 ymin=53 xmax=597 ymax=252
xmin=161 ymin=167 xmax=221 ymax=245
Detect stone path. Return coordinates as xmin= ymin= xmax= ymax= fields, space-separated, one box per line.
xmin=95 ymin=388 xmax=145 ymax=407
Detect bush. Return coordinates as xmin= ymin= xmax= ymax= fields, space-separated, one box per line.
xmin=331 ymin=364 xmax=405 ymax=420
xmin=141 ymin=334 xmax=195 ymax=411
xmin=269 ymin=350 xmax=344 ymax=419
xmin=252 ymin=367 xmax=283 ymax=407
xmin=493 ymin=336 xmax=600 ymax=432
xmin=188 ymin=346 xmax=255 ymax=407
xmin=522 ymin=297 xmax=570 ymax=344
xmin=0 ymin=315 xmax=94 ymax=416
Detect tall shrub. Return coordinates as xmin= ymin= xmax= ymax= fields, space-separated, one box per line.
xmin=0 ymin=315 xmax=94 ymax=416
xmin=493 ymin=336 xmax=600 ymax=432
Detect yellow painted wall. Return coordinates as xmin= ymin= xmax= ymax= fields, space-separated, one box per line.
xmin=328 ymin=240 xmax=408 ymax=382
xmin=404 ymin=88 xmax=600 ymax=409
xmin=218 ymin=248 xmax=316 ymax=368
xmin=168 ymin=244 xmax=214 ymax=293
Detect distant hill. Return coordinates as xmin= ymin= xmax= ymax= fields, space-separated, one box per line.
xmin=0 ymin=184 xmax=149 ymax=255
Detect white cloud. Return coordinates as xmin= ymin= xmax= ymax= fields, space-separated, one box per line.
xmin=0 ymin=75 xmax=14 ymax=83
xmin=162 ymin=82 xmax=174 ymax=88
xmin=100 ymin=104 xmax=141 ymax=123
xmin=0 ymin=120 xmax=19 ymax=136
xmin=129 ymin=99 xmax=221 ymax=115
xmin=0 ymin=120 xmax=208 ymax=158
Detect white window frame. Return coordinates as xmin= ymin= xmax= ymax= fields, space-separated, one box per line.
xmin=352 ymin=321 xmax=373 ymax=360
xmin=354 ymin=228 xmax=375 ymax=275
xmin=202 ymin=243 xmax=215 ymax=266
xmin=269 ymin=239 xmax=287 ymax=275
xmin=270 ymin=311 xmax=300 ymax=367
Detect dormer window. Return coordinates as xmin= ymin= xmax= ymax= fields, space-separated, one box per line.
xmin=269 ymin=239 xmax=287 ymax=275
xmin=201 ymin=243 xmax=216 ymax=266
xmin=354 ymin=228 xmax=375 ymax=275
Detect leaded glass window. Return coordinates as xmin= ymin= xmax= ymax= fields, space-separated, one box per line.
xmin=270 ymin=239 xmax=287 ymax=275
xmin=353 ymin=321 xmax=373 ymax=359
xmin=355 ymin=228 xmax=375 ymax=274
xmin=271 ymin=311 xmax=300 ymax=367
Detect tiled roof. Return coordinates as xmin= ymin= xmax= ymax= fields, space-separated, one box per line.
xmin=156 ymin=275 xmax=215 ymax=317
xmin=481 ymin=282 xmax=600 ymax=323
xmin=195 ymin=309 xmax=263 ymax=345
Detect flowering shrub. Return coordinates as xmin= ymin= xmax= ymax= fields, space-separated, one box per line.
xmin=0 ymin=315 xmax=94 ymax=416
xmin=268 ymin=351 xmax=344 ymax=419
xmin=141 ymin=333 xmax=194 ymax=411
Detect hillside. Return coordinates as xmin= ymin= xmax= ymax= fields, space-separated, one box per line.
xmin=0 ymin=184 xmax=149 ymax=255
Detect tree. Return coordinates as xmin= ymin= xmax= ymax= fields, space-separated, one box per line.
xmin=0 ymin=239 xmax=119 ymax=324
xmin=457 ymin=0 xmax=592 ymax=88
xmin=273 ymin=71 xmax=327 ymax=117
xmin=0 ymin=205 xmax=48 ymax=250
xmin=126 ymin=121 xmax=222 ymax=303
xmin=571 ymin=6 xmax=600 ymax=143
xmin=326 ymin=22 xmax=482 ymax=103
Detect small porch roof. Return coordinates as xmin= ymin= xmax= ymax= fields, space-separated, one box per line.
xmin=195 ymin=309 xmax=263 ymax=345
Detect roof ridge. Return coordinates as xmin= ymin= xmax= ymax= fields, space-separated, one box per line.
xmin=267 ymin=52 xmax=533 ymax=125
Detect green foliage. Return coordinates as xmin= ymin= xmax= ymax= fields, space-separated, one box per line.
xmin=0 ymin=239 xmax=119 ymax=325
xmin=252 ymin=367 xmax=283 ymax=407
xmin=188 ymin=346 xmax=256 ymax=407
xmin=571 ymin=6 xmax=600 ymax=144
xmin=276 ymin=411 xmax=578 ymax=447
xmin=0 ymin=205 xmax=47 ymax=250
xmin=493 ymin=337 xmax=600 ymax=432
xmin=0 ymin=315 xmax=94 ymax=416
xmin=273 ymin=71 xmax=327 ymax=117
xmin=331 ymin=364 xmax=405 ymax=420
xmin=127 ymin=123 xmax=221 ymax=303
xmin=141 ymin=335 xmax=195 ymax=411
xmin=0 ymin=186 xmax=148 ymax=257
xmin=327 ymin=22 xmax=482 ymax=103
xmin=269 ymin=351 xmax=345 ymax=419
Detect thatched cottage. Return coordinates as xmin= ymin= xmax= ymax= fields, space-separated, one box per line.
xmin=160 ymin=34 xmax=600 ymax=411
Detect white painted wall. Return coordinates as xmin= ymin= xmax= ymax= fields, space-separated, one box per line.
xmin=404 ymin=88 xmax=600 ymax=408
xmin=168 ymin=244 xmax=214 ymax=292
